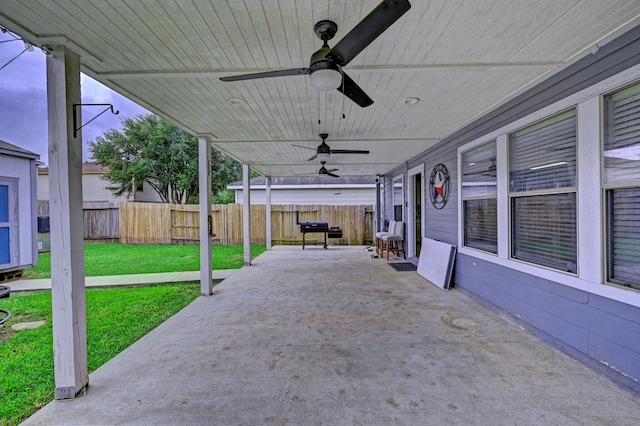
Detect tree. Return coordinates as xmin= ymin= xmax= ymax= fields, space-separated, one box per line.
xmin=89 ymin=114 xmax=243 ymax=204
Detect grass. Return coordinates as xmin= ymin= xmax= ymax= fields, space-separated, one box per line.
xmin=1 ymin=243 xmax=265 ymax=423
xmin=0 ymin=284 xmax=201 ymax=426
xmin=24 ymin=243 xmax=266 ymax=279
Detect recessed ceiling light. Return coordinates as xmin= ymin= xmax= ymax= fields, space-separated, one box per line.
xmin=403 ymin=97 xmax=420 ymax=105
xmin=228 ymin=98 xmax=244 ymax=106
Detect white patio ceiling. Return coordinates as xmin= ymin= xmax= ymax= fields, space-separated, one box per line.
xmin=2 ymin=0 xmax=639 ymax=177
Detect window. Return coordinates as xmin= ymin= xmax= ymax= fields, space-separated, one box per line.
xmin=393 ymin=176 xmax=403 ymax=221
xmin=509 ymin=109 xmax=577 ymax=273
xmin=604 ymin=81 xmax=640 ymax=289
xmin=461 ymin=141 xmax=497 ymax=253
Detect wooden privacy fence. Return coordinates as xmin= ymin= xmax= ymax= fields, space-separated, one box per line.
xmin=119 ymin=202 xmax=374 ymax=246
xmin=38 ymin=200 xmax=119 ymax=241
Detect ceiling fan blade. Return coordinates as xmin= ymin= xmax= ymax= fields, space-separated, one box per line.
xmin=307 ymin=153 xmax=318 ymax=161
xmin=325 ymin=0 xmax=411 ymax=67
xmin=292 ymin=144 xmax=316 ymax=151
xmin=337 ymin=72 xmax=373 ymax=107
xmin=326 ymin=172 xmax=340 ymax=178
xmin=326 ymin=168 xmax=339 ymax=173
xmin=220 ymin=68 xmax=310 ymax=82
xmin=330 ymin=149 xmax=370 ymax=155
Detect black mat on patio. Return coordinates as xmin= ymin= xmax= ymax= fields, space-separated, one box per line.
xmin=388 ymin=262 xmax=417 ymax=272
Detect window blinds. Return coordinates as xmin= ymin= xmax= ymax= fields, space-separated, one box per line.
xmin=510 ymin=110 xmax=576 ymax=192
xmin=464 ymin=199 xmax=497 ymax=253
xmin=512 ymin=194 xmax=577 ymax=272
xmin=509 ymin=110 xmax=577 ymax=273
xmin=461 ymin=141 xmax=497 ymax=253
xmin=605 ymin=82 xmax=640 ymax=288
xmin=604 ymin=83 xmax=640 ymax=184
xmin=609 ymin=188 xmax=640 ymax=287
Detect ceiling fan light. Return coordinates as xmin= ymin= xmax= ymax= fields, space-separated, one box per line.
xmin=317 ymin=152 xmax=331 ymax=162
xmin=310 ymin=69 xmax=342 ymax=91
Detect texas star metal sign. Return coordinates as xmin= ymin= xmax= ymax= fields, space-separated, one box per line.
xmin=429 ymin=163 xmax=450 ymax=209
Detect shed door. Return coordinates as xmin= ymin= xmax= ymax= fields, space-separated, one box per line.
xmin=0 ymin=183 xmax=10 ymax=265
xmin=0 ymin=180 xmax=17 ymax=268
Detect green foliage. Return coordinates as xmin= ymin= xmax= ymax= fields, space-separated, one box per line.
xmin=24 ymin=243 xmax=267 ymax=279
xmin=89 ymin=114 xmax=243 ymax=204
xmin=0 ymin=284 xmax=200 ymax=426
xmin=210 ymin=149 xmax=243 ymax=199
xmin=212 ymin=189 xmax=236 ymax=204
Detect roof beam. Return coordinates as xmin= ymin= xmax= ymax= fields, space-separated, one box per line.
xmin=92 ymin=62 xmax=564 ymax=80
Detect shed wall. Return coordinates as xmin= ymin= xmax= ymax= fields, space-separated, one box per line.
xmin=0 ymin=153 xmax=37 ymax=269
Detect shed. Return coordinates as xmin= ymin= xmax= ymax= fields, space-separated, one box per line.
xmin=0 ymin=140 xmax=39 ymax=279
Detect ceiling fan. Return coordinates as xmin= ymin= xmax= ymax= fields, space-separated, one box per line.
xmin=318 ymin=161 xmax=340 ymax=178
xmin=219 ymin=0 xmax=411 ymax=107
xmin=294 ymin=133 xmax=370 ymax=161
xmin=297 ymin=161 xmax=340 ymax=178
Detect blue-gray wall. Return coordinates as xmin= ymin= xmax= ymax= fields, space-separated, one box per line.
xmin=383 ymin=25 xmax=640 ymax=395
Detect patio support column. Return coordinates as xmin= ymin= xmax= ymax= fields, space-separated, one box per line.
xmin=265 ymin=176 xmax=272 ymax=250
xmin=198 ymin=136 xmax=213 ymax=295
xmin=243 ymin=163 xmax=251 ymax=266
xmin=47 ymin=46 xmax=88 ymax=399
xmin=375 ymin=176 xmax=381 ymax=232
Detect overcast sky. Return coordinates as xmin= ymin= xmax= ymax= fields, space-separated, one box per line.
xmin=0 ymin=30 xmax=149 ymax=165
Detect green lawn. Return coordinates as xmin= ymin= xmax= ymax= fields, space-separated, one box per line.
xmin=0 ymin=284 xmax=201 ymax=426
xmin=24 ymin=243 xmax=266 ymax=279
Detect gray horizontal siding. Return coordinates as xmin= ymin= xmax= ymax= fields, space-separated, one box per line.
xmin=424 ymin=149 xmax=458 ymax=246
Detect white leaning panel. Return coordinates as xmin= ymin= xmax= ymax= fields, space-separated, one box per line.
xmin=417 ymin=238 xmax=457 ymax=290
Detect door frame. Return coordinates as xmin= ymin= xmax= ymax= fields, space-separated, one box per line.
xmin=406 ymin=165 xmax=425 ymax=260
xmin=0 ymin=177 xmax=18 ymax=269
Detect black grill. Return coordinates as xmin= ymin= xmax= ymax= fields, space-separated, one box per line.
xmin=299 ymin=221 xmax=343 ymax=249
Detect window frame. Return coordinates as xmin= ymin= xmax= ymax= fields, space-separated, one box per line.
xmin=392 ymin=175 xmax=404 ymax=221
xmin=460 ymin=140 xmax=498 ymax=254
xmin=507 ymin=107 xmax=578 ymax=274
xmin=602 ymin=79 xmax=640 ymax=290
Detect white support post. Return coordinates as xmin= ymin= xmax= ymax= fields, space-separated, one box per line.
xmin=243 ymin=163 xmax=251 ymax=265
xmin=47 ymin=46 xmax=88 ymax=399
xmin=265 ymin=176 xmax=272 ymax=250
xmin=375 ymin=176 xmax=381 ymax=232
xmin=198 ymin=136 xmax=213 ymax=295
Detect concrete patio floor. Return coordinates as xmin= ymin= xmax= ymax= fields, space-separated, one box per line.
xmin=23 ymin=246 xmax=640 ymax=425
